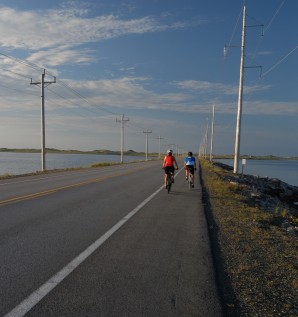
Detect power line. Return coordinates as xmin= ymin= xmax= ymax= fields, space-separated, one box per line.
xmin=55 ymin=79 xmax=119 ymax=116
xmin=261 ymin=45 xmax=298 ymax=78
xmin=0 ymin=52 xmax=43 ymax=73
xmin=0 ymin=82 xmax=38 ymax=97
xmin=0 ymin=68 xmax=32 ymax=80
xmin=264 ymin=0 xmax=287 ymax=34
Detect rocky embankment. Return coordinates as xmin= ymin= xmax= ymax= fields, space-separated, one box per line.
xmin=200 ymin=160 xmax=298 ymax=316
xmin=214 ymin=162 xmax=298 ymax=235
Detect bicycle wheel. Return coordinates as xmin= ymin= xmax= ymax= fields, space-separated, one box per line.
xmin=167 ymin=175 xmax=172 ymax=194
xmin=188 ymin=173 xmax=192 ymax=189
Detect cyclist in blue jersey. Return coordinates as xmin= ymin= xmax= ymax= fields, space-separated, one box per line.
xmin=184 ymin=151 xmax=197 ymax=187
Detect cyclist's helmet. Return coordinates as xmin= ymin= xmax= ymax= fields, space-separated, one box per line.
xmin=167 ymin=149 xmax=173 ymax=155
xmin=188 ymin=151 xmax=193 ymax=156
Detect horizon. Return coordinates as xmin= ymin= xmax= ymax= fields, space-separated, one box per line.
xmin=1 ymin=147 xmax=298 ymax=159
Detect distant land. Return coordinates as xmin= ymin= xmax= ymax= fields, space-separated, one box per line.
xmin=212 ymin=154 xmax=298 ymax=160
xmin=0 ymin=148 xmax=297 ymax=160
xmin=0 ymin=148 xmax=156 ymax=157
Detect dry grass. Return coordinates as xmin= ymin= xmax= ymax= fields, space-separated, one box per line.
xmin=199 ymin=158 xmax=298 ymax=317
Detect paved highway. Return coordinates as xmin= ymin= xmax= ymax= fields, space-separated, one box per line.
xmin=0 ymin=160 xmax=222 ymax=316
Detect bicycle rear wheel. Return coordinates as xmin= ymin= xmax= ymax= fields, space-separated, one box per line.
xmin=167 ymin=175 xmax=172 ymax=194
xmin=188 ymin=174 xmax=192 ymax=189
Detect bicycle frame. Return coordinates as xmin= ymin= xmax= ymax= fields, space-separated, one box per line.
xmin=186 ymin=167 xmax=194 ymax=189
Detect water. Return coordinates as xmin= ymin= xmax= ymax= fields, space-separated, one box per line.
xmin=0 ymin=152 xmax=148 ymax=176
xmin=215 ymin=159 xmax=298 ymax=187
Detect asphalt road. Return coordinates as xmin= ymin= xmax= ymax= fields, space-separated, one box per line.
xmin=0 ymin=160 xmax=222 ymax=316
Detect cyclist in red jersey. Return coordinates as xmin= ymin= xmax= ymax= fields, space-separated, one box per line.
xmin=162 ymin=149 xmax=179 ymax=188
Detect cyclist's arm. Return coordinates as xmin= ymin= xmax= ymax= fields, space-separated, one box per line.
xmin=162 ymin=156 xmax=166 ymax=168
xmin=173 ymin=157 xmax=178 ymax=169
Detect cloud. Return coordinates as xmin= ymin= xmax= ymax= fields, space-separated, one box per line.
xmin=174 ymin=80 xmax=272 ymax=96
xmin=0 ymin=67 xmax=296 ymax=118
xmin=27 ymin=47 xmax=96 ymax=67
xmin=0 ymin=5 xmax=197 ymax=51
xmin=57 ymin=77 xmax=192 ymax=112
xmin=41 ymin=76 xmax=296 ymax=117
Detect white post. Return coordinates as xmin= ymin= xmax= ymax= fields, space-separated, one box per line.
xmin=234 ymin=4 xmax=246 ymax=174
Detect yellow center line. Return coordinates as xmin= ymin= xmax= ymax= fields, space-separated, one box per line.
xmin=0 ymin=168 xmax=141 ymax=206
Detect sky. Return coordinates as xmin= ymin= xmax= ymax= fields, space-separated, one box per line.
xmin=0 ymin=0 xmax=297 ymax=157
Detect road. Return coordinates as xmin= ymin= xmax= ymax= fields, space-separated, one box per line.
xmin=0 ymin=160 xmax=222 ymax=316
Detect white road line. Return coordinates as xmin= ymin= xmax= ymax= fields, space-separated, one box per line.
xmin=4 ymin=183 xmax=166 ymax=317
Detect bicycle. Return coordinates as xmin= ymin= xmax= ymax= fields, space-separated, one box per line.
xmin=166 ymin=171 xmax=175 ymax=194
xmin=186 ymin=167 xmax=194 ymax=189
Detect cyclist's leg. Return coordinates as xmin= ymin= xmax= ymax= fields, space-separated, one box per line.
xmin=185 ymin=167 xmax=189 ymax=180
xmin=171 ymin=166 xmax=175 ymax=183
xmin=190 ymin=166 xmax=195 ymax=187
xmin=164 ymin=167 xmax=169 ymax=188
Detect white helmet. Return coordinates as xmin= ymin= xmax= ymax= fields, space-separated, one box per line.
xmin=167 ymin=149 xmax=173 ymax=154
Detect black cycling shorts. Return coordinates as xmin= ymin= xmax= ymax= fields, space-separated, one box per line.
xmin=165 ymin=166 xmax=175 ymax=174
xmin=186 ymin=165 xmax=195 ymax=175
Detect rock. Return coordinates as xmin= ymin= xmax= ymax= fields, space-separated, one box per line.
xmin=215 ymin=162 xmax=298 ymax=233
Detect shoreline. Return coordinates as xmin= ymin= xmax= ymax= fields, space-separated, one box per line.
xmin=0 ymin=148 xmax=152 ymax=157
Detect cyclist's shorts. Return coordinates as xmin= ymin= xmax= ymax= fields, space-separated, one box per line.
xmin=165 ymin=166 xmax=175 ymax=174
xmin=186 ymin=165 xmax=195 ymax=175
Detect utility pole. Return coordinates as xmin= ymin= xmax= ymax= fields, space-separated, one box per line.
xmin=234 ymin=4 xmax=246 ymax=174
xmin=143 ymin=129 xmax=152 ymax=161
xmin=116 ymin=114 xmax=129 ymax=164
xmin=210 ymin=104 xmax=215 ymax=162
xmin=31 ymin=69 xmax=56 ymax=171
xmin=156 ymin=135 xmax=164 ymax=159
xmin=204 ymin=124 xmax=209 ymax=159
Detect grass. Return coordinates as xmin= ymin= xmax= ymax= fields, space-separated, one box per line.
xmin=0 ymin=162 xmax=122 ymax=180
xmin=199 ymin=158 xmax=298 ymax=317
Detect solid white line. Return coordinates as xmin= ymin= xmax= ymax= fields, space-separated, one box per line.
xmin=4 ymin=184 xmax=166 ymax=317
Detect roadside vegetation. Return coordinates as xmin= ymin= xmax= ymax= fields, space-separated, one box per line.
xmin=0 ymin=160 xmax=152 ymax=180
xmin=199 ymin=158 xmax=297 ymax=316
xmin=0 ymin=162 xmax=119 ymax=180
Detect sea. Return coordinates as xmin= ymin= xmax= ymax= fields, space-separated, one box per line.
xmin=215 ymin=159 xmax=298 ymax=187
xmin=0 ymin=152 xmax=149 ymax=176
xmin=1 ymin=153 xmax=297 ymax=187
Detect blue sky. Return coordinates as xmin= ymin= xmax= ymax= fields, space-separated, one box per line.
xmin=0 ymin=0 xmax=297 ymax=156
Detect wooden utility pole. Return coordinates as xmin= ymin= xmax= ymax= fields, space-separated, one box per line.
xmin=210 ymin=104 xmax=215 ymax=162
xmin=233 ymin=4 xmax=246 ymax=174
xmin=157 ymin=135 xmax=164 ymax=159
xmin=143 ymin=129 xmax=152 ymax=161
xmin=116 ymin=114 xmax=129 ymax=163
xmin=31 ymin=69 xmax=56 ymax=171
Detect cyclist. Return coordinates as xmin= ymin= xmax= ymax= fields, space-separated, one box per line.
xmin=162 ymin=149 xmax=179 ymax=189
xmin=184 ymin=151 xmax=197 ymax=188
